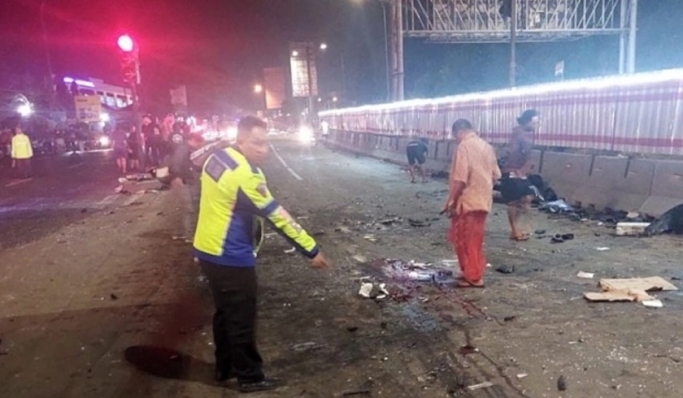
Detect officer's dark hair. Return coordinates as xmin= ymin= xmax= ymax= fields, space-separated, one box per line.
xmin=451 ymin=119 xmax=473 ymax=134
xmin=238 ymin=116 xmax=267 ymax=136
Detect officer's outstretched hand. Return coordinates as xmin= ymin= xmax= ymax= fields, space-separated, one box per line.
xmin=311 ymin=253 xmax=331 ymax=269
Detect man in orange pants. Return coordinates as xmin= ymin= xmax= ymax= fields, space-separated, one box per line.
xmin=443 ymin=119 xmax=501 ymax=287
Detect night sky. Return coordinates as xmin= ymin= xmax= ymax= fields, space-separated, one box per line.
xmin=1 ymin=0 xmax=683 ymax=114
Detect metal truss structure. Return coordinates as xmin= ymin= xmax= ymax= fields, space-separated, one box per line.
xmin=383 ymin=0 xmax=637 ymax=100
xmin=403 ymin=0 xmax=629 ymax=43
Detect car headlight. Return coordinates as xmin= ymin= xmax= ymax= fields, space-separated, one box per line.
xmin=298 ymin=126 xmax=314 ymax=143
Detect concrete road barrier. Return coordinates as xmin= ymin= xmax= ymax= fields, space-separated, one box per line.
xmin=540 ymin=152 xmax=592 ymax=203
xmin=639 ymin=159 xmax=683 ymax=217
xmin=611 ymin=159 xmax=655 ymax=213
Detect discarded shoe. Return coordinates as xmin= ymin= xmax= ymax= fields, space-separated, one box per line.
xmin=238 ymin=377 xmax=281 ymax=393
xmin=496 ymin=265 xmax=515 ymax=274
xmin=551 ymin=234 xmax=564 ymax=243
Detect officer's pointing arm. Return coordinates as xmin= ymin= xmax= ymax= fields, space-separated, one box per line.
xmin=242 ymin=173 xmax=319 ymax=259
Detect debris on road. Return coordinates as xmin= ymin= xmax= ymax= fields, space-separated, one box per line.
xmin=378 ymin=259 xmax=456 ymax=284
xmin=378 ymin=217 xmax=402 ymax=226
xmin=284 ymin=247 xmax=296 ymax=255
xmin=557 ymin=375 xmax=567 ymax=391
xmin=467 ymin=381 xmax=494 ymax=391
xmin=459 ymin=344 xmax=480 ymax=356
xmin=646 ymin=203 xmax=683 ymax=235
xmin=342 ymin=389 xmax=371 ymax=397
xmin=441 ymin=259 xmax=458 ymax=268
xmin=517 ymin=373 xmax=528 ymax=379
xmin=584 ymin=276 xmax=677 ymax=303
xmin=616 ymin=222 xmax=651 ymax=236
xmin=642 ymin=299 xmax=664 ymax=308
xmin=110 ymin=294 xmax=118 ymax=300
xmin=363 ymin=234 xmax=377 ymax=242
xmin=596 ymin=247 xmax=610 ymax=251
xmin=353 ymin=255 xmax=368 ymax=263
xmin=539 ymin=199 xmax=574 ymax=214
xmin=291 ymin=342 xmax=324 ymax=352
xmin=358 ymin=282 xmax=374 ymax=298
xmin=577 ymin=271 xmax=594 ymax=279
xmin=408 ymin=218 xmax=431 ymax=227
xmin=584 ymin=290 xmax=652 ymax=302
xmin=496 ymin=265 xmax=515 ymax=274
xmin=600 ymin=277 xmax=677 ymax=292
xmin=503 ymin=316 xmax=516 ymax=322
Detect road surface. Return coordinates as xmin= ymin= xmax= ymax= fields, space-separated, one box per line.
xmin=1 ymin=140 xmax=682 ymax=397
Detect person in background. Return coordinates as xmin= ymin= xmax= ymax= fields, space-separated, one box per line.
xmin=127 ymin=126 xmax=142 ymax=172
xmin=406 ymin=137 xmax=429 ymax=183
xmin=11 ymin=127 xmax=33 ymax=179
xmin=193 ymin=116 xmax=330 ymax=393
xmin=499 ymin=109 xmax=539 ymax=241
xmin=168 ymin=130 xmax=204 ymax=242
xmin=141 ymin=115 xmax=161 ymax=167
xmin=443 ymin=119 xmax=501 ymax=288
xmin=112 ymin=128 xmax=128 ymax=174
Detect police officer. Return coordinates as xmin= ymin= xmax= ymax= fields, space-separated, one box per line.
xmin=193 ymin=116 xmax=330 ymax=393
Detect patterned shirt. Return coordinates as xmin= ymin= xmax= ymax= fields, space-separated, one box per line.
xmin=450 ymin=132 xmax=502 ymax=214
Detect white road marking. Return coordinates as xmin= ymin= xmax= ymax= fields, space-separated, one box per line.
xmin=5 ymin=178 xmax=33 ymax=187
xmin=270 ymin=144 xmax=303 ymax=181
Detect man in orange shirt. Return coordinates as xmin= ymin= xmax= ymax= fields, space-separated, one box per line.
xmin=443 ymin=119 xmax=501 ymax=288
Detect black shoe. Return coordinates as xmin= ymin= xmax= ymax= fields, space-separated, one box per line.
xmin=215 ymin=368 xmax=235 ymax=382
xmin=238 ymin=377 xmax=281 ymax=393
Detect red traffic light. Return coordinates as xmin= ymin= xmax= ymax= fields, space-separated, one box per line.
xmin=117 ymin=34 xmax=135 ymax=52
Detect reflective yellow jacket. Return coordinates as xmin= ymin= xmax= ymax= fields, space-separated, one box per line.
xmin=193 ymin=146 xmax=318 ymax=267
xmin=11 ymin=133 xmax=33 ymax=160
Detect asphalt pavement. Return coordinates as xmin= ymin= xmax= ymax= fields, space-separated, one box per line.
xmin=1 ymin=139 xmax=683 ymax=398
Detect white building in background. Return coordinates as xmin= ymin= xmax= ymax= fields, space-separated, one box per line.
xmin=63 ymin=77 xmax=133 ymax=109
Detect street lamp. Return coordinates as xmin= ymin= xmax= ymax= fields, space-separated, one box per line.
xmin=254 ymin=84 xmax=263 ymax=94
xmin=17 ymin=103 xmax=33 ymax=117
xmin=117 ymin=34 xmax=142 ymax=158
xmin=292 ymin=50 xmax=299 ymax=57
xmin=320 ymin=43 xmax=328 ymax=50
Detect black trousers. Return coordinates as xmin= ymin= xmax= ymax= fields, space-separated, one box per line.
xmin=200 ymin=261 xmax=264 ymax=383
xmin=16 ymin=158 xmax=32 ymax=178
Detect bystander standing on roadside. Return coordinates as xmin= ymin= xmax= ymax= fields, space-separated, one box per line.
xmin=443 ymin=119 xmax=501 ymax=288
xmin=168 ymin=130 xmax=204 ymax=242
xmin=112 ymin=128 xmax=128 ymax=174
xmin=498 ymin=109 xmax=539 ymax=241
xmin=11 ymin=127 xmax=33 ymax=179
xmin=127 ymin=126 xmax=142 ymax=172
